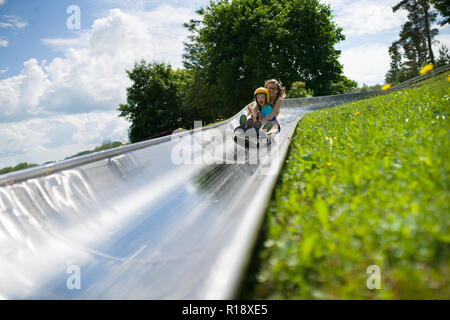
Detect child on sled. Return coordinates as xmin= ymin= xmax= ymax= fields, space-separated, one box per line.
xmin=239 ymin=87 xmax=280 ymax=135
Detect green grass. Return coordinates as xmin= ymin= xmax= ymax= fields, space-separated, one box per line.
xmin=0 ymin=162 xmax=39 ymax=175
xmin=241 ymin=72 xmax=450 ymax=299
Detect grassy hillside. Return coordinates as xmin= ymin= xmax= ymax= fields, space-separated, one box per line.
xmin=0 ymin=162 xmax=40 ymax=175
xmin=242 ymin=72 xmax=450 ymax=299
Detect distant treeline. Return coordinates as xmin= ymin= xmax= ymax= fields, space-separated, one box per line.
xmin=0 ymin=141 xmax=125 ymax=175
xmin=64 ymin=141 xmax=124 ymax=160
xmin=348 ymin=84 xmax=382 ymax=93
xmin=0 ymin=162 xmax=40 ymax=175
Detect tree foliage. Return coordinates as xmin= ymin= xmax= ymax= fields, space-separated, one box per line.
xmin=385 ymin=0 xmax=441 ymax=84
xmin=183 ymin=0 xmax=355 ymax=114
xmin=118 ymin=61 xmax=190 ymax=142
xmin=119 ymin=0 xmax=357 ymax=141
xmin=436 ymin=45 xmax=450 ymax=67
xmin=429 ymin=0 xmax=450 ymax=26
xmin=286 ymin=81 xmax=314 ymax=98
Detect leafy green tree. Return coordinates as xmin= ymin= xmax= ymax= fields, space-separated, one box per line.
xmin=183 ymin=0 xmax=355 ymax=116
xmin=329 ymin=75 xmax=357 ymax=94
xmin=177 ymin=70 xmax=227 ymax=126
xmin=118 ymin=60 xmax=189 ymax=142
xmin=286 ymin=81 xmax=313 ymax=98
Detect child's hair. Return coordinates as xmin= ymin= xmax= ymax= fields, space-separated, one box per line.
xmin=264 ymin=79 xmax=286 ymax=100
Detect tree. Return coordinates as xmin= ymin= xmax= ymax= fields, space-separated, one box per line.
xmin=349 ymin=83 xmax=382 ymax=93
xmin=429 ymin=0 xmax=449 ymax=26
xmin=393 ymin=0 xmax=438 ymax=65
xmin=286 ymin=81 xmax=313 ymax=98
xmin=385 ymin=41 xmax=404 ymax=84
xmin=436 ymin=45 xmax=450 ymax=67
xmin=118 ymin=60 xmax=189 ymax=143
xmin=183 ymin=0 xmax=355 ymax=116
xmin=177 ymin=70 xmax=227 ymax=125
xmin=386 ymin=1 xmax=439 ymax=83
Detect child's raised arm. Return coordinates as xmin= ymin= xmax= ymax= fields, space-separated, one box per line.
xmin=245 ymin=102 xmax=253 ymax=116
xmin=246 ymin=101 xmax=260 ymax=121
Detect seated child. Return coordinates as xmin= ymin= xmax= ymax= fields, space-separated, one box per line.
xmin=239 ymin=87 xmax=280 ymax=134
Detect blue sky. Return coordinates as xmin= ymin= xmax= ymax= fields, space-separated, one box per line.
xmin=0 ymin=0 xmax=449 ymax=168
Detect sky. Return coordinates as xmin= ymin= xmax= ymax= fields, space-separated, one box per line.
xmin=0 ymin=0 xmax=449 ymax=168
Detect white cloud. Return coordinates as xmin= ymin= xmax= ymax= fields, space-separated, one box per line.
xmin=339 ymin=43 xmax=390 ymax=86
xmin=41 ymin=31 xmax=91 ymax=52
xmin=332 ymin=0 xmax=408 ymax=36
xmin=339 ymin=31 xmax=450 ymax=86
xmin=0 ymin=37 xmax=8 ymax=47
xmin=322 ymin=0 xmax=347 ymax=9
xmin=1 ymin=6 xmax=195 ymax=122
xmin=0 ymin=112 xmax=129 ymax=168
xmin=0 ymin=59 xmax=49 ymax=121
xmin=0 ymin=6 xmax=198 ymax=167
xmin=1 ymin=15 xmax=28 ymax=29
xmin=0 ymin=67 xmax=7 ymax=74
xmin=97 ymin=0 xmax=208 ymax=10
xmin=435 ymin=33 xmax=450 ymax=49
xmin=37 ymin=9 xmax=154 ymax=115
xmin=327 ymin=0 xmax=450 ymax=85
xmin=0 ymin=0 xmax=6 ymax=6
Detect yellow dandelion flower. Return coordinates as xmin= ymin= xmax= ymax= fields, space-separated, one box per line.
xmin=354 ymin=111 xmax=360 ymax=116
xmin=447 ymin=74 xmax=450 ymax=82
xmin=381 ymin=83 xmax=391 ymax=91
xmin=326 ymin=162 xmax=332 ymax=166
xmin=419 ymin=64 xmax=434 ymax=75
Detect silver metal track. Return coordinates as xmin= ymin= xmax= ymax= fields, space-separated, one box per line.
xmin=0 ymin=65 xmax=447 ymax=299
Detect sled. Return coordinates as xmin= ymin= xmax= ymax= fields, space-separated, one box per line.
xmin=232 ymin=126 xmax=273 ymax=149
